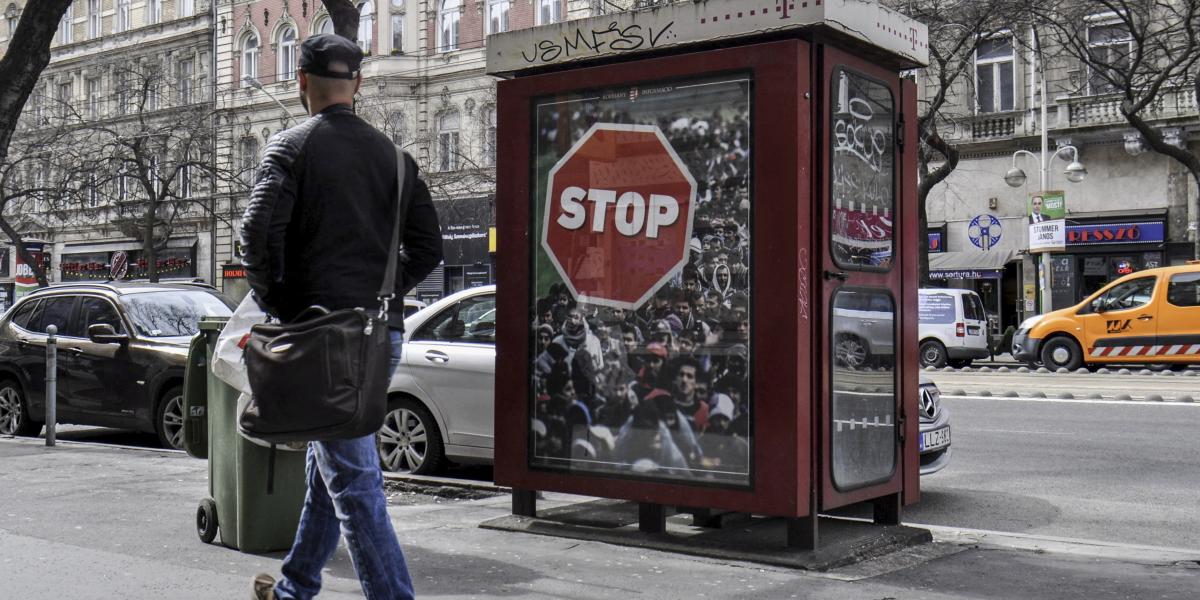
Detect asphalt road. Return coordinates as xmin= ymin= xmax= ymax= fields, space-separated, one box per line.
xmin=926 ymin=369 xmax=1200 ymax=401
xmin=898 ymin=395 xmax=1200 ymax=551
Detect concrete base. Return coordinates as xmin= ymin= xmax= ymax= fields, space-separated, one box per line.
xmin=479 ymin=498 xmax=932 ymax=571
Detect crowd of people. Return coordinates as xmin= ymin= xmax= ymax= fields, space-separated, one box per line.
xmin=531 ymin=84 xmax=754 ymax=482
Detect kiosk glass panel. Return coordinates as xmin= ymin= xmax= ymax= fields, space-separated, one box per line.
xmin=830 ymin=68 xmax=895 ymax=270
xmin=528 ymin=74 xmax=754 ymax=486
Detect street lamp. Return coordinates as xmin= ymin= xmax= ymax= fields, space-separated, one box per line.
xmin=242 ymin=75 xmax=299 ymax=126
xmin=1002 ymin=29 xmax=1088 ymax=316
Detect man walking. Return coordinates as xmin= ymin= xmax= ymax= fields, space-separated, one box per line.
xmin=240 ymin=34 xmax=442 ymax=600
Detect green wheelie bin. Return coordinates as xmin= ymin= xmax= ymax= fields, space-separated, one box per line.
xmin=184 ymin=316 xmax=308 ymax=553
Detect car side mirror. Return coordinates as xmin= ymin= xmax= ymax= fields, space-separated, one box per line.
xmin=88 ymin=323 xmax=129 ymax=345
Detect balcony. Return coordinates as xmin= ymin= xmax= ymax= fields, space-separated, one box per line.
xmin=945 ymin=110 xmax=1031 ymax=144
xmin=1061 ymin=84 xmax=1198 ymax=129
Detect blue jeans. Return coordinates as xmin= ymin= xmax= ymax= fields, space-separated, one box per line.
xmin=274 ymin=329 xmax=414 ymax=600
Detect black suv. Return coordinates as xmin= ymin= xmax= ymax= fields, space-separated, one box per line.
xmin=0 ymin=282 xmax=234 ymax=449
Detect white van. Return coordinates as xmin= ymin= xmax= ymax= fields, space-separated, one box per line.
xmin=918 ymin=288 xmax=990 ymax=368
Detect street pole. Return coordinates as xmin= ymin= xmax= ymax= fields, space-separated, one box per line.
xmin=1038 ymin=58 xmax=1054 ymax=315
xmin=45 ymin=324 xmax=57 ymax=447
xmin=243 ymin=76 xmax=299 ymax=127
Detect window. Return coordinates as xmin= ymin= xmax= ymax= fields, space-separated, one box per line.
xmin=241 ymin=34 xmax=259 ymax=86
xmin=238 ymin=137 xmax=260 ymax=186
xmin=116 ymin=0 xmax=130 ymax=32
xmin=357 ymin=1 xmax=374 ymax=53
xmin=390 ymin=14 xmax=402 ymax=53
xmin=437 ymin=111 xmax=460 ymax=172
xmin=482 ymin=106 xmax=496 ymax=166
xmin=6 ymin=3 xmax=19 ymax=38
xmin=145 ymin=66 xmax=161 ymax=111
xmin=830 ymin=68 xmax=894 ymax=270
xmin=277 ymin=25 xmax=297 ymax=81
xmin=179 ymin=0 xmax=194 ymax=18
xmin=148 ymin=156 xmax=161 ymax=197
xmin=975 ymin=36 xmax=1014 ymax=113
xmin=487 ymin=0 xmax=509 ymax=34
xmin=58 ymin=3 xmax=72 ymax=44
xmin=315 ymin=15 xmax=334 ymax=35
xmin=122 ymin=291 xmax=234 ymax=338
xmin=34 ymin=297 xmax=77 ymax=335
xmin=85 ymin=77 xmax=100 ymax=118
xmin=78 ymin=297 xmax=127 ymax=335
xmin=147 ymin=0 xmax=161 ymax=25
xmin=117 ymin=165 xmax=129 ymax=201
xmin=1087 ymin=20 xmax=1132 ymax=95
xmin=85 ymin=173 xmax=100 ymax=207
xmin=1167 ymin=272 xmax=1200 ymax=308
xmin=114 ymin=71 xmax=129 ymax=114
xmin=31 ymin=89 xmax=44 ymax=123
xmin=438 ymin=0 xmax=459 ymax=52
xmin=56 ymin=81 xmax=73 ymax=118
xmin=537 ymin=0 xmax=561 ymax=25
xmin=385 ymin=111 xmax=404 ymax=145
xmin=1092 ymin=277 xmax=1155 ymax=313
xmin=10 ymin=299 xmax=42 ymax=331
xmin=178 ymin=58 xmax=194 ymax=104
xmin=413 ymin=294 xmax=496 ymax=344
xmin=87 ymin=0 xmax=99 ymax=38
xmin=180 ymin=162 xmax=192 ymax=198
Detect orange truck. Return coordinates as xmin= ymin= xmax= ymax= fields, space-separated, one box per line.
xmin=1012 ymin=262 xmax=1200 ymax=370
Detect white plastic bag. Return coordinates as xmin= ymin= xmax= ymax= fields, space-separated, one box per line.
xmin=211 ymin=293 xmax=267 ymax=395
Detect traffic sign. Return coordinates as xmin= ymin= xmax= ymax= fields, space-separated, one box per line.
xmin=541 ymin=123 xmax=696 ymax=309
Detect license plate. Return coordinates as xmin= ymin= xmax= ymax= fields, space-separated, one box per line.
xmin=967 ymin=326 xmax=982 ymax=335
xmin=920 ymin=426 xmax=951 ymax=452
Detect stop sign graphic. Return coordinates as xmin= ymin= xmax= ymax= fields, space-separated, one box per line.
xmin=542 ymin=123 xmax=697 ymax=309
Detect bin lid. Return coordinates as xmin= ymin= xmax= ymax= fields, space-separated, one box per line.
xmin=198 ymin=316 xmax=231 ymax=331
xmin=486 ymin=0 xmax=928 ymax=77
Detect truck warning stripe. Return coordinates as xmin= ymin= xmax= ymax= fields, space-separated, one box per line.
xmin=1091 ymin=344 xmax=1200 ymax=357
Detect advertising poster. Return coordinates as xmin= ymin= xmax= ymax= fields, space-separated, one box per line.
xmin=1027 ymin=190 xmax=1065 ymax=224
xmin=14 ymin=242 xmax=46 ymax=301
xmin=1029 ymin=220 xmax=1066 ymax=253
xmin=529 ymin=74 xmax=753 ymax=485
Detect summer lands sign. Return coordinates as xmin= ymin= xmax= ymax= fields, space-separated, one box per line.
xmin=485 ymin=0 xmax=930 ymax=76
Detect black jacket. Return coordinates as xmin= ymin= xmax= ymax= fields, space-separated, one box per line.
xmin=240 ymin=104 xmax=442 ymax=330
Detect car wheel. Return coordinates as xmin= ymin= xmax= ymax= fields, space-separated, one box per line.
xmin=377 ymin=398 xmax=445 ymax=475
xmin=196 ymin=498 xmax=218 ymax=544
xmin=156 ymin=386 xmax=185 ymax=450
xmin=834 ymin=335 xmax=870 ymax=370
xmin=919 ymin=340 xmax=948 ymax=368
xmin=1040 ymin=337 xmax=1083 ymax=371
xmin=0 ymin=379 xmax=42 ymax=437
xmin=948 ymin=359 xmax=973 ymax=369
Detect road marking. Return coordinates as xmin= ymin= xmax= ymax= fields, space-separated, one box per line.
xmin=943 ymin=395 xmax=1200 ymax=406
xmin=967 ymin=428 xmax=1075 ymax=435
xmin=913 ymin=523 xmax=1200 ymax=562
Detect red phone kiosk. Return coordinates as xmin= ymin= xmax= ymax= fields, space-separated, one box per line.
xmin=488 ymin=0 xmax=927 ymax=549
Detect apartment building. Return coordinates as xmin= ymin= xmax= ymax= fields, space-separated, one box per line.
xmin=920 ymin=21 xmax=1198 ymax=334
xmin=0 ymin=0 xmax=216 ymax=307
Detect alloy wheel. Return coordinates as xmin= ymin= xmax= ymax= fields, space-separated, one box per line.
xmin=161 ymin=394 xmax=185 ymax=450
xmin=0 ymin=386 xmax=23 ymax=435
xmin=378 ymin=408 xmax=428 ymax=473
xmin=835 ymin=337 xmax=868 ymax=369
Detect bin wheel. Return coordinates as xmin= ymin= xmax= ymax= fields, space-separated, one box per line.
xmin=197 ymin=498 xmax=218 ymax=544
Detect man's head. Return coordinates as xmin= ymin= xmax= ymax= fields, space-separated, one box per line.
xmin=1031 ymin=195 xmax=1044 ymax=214
xmin=297 ymin=34 xmax=364 ymax=115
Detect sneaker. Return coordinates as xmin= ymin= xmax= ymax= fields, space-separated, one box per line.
xmin=251 ymin=573 xmax=276 ymax=600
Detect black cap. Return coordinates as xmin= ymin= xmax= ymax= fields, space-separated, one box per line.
xmin=298 ymin=33 xmax=363 ymax=80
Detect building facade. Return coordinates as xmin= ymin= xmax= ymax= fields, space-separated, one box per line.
xmin=919 ymin=21 xmax=1198 ymax=336
xmin=1 ymin=0 xmax=217 ymax=309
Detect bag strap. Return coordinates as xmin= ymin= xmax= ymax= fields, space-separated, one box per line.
xmin=377 ymin=146 xmax=410 ymax=317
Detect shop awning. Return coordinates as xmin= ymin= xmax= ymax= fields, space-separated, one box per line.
xmin=929 ymin=249 xmax=1015 ymax=280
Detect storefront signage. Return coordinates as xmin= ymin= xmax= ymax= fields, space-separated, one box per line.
xmin=14 ymin=242 xmax=47 ymax=300
xmin=929 ymin=269 xmax=1002 ymax=280
xmin=928 ymin=232 xmax=944 ymax=253
xmin=968 ymin=215 xmax=1002 ymax=250
xmin=222 ymin=264 xmax=247 ymax=279
xmin=1029 ymin=220 xmax=1066 ymax=253
xmin=486 ymin=0 xmax=928 ymax=76
xmin=60 ymin=247 xmax=195 ymax=281
xmin=1066 ymin=222 xmax=1164 ymax=246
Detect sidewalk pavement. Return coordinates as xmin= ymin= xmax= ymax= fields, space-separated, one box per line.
xmin=1 ymin=436 xmax=1197 ymax=599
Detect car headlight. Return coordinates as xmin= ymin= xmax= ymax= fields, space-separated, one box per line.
xmin=1018 ymin=315 xmax=1043 ymax=331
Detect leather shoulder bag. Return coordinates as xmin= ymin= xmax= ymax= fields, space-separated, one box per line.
xmin=238 ymin=147 xmax=411 ymax=443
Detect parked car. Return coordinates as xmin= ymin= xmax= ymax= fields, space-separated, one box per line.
xmin=381 ymin=285 xmax=951 ymax=477
xmin=1013 ymin=262 xmax=1200 ymax=370
xmin=0 ymin=282 xmax=236 ymax=449
xmin=918 ymin=374 xmax=951 ymax=475
xmin=832 ymin=289 xmax=894 ymax=369
xmin=918 ymin=288 xmax=990 ymax=368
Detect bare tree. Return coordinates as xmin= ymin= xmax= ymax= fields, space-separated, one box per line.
xmin=0 ymin=0 xmax=74 ymax=165
xmin=1032 ymin=0 xmax=1200 ymax=260
xmin=885 ymin=0 xmax=1014 ymax=283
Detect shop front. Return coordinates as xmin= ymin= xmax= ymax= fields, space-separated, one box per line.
xmin=58 ymin=239 xmax=200 ymax=283
xmin=926 ymin=215 xmax=1023 ymax=335
xmin=1043 ymin=217 xmax=1166 ymax=308
xmin=439 ymin=196 xmax=495 ymax=295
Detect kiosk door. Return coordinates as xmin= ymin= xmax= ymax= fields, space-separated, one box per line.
xmin=818 ymin=47 xmax=907 ymax=511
